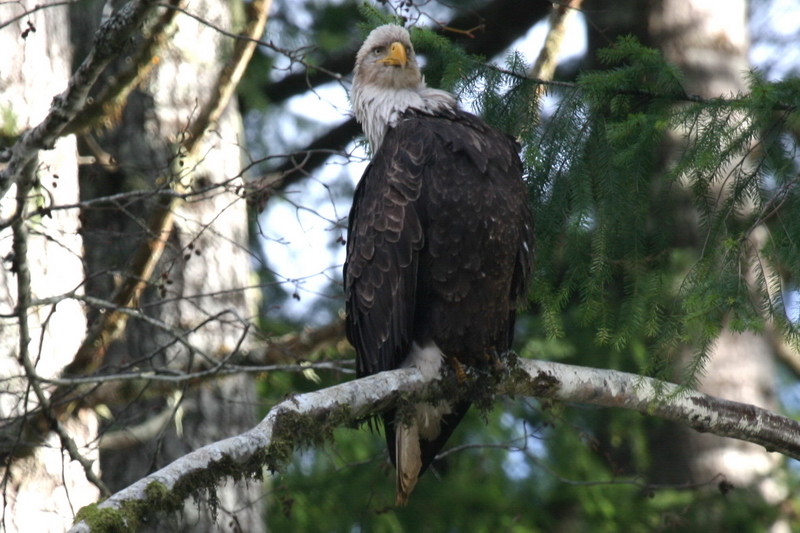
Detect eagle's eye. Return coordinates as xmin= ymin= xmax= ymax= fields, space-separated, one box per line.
xmin=372 ymin=46 xmax=385 ymax=56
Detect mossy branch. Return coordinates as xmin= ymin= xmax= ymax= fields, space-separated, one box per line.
xmin=68 ymin=357 xmax=800 ymax=531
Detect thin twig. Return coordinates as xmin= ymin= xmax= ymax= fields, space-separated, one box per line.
xmin=0 ymin=0 xmax=78 ymax=32
xmin=10 ymin=159 xmax=110 ymax=497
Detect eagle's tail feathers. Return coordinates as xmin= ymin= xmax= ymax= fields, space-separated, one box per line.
xmin=395 ymin=421 xmax=421 ymax=506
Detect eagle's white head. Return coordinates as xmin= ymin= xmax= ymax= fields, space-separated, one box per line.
xmin=351 ymin=24 xmax=456 ymax=151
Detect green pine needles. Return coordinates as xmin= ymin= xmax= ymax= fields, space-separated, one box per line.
xmin=526 ymin=36 xmax=800 ymax=383
xmin=357 ymin=10 xmax=800 ymax=385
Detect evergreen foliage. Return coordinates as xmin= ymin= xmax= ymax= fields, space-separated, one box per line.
xmin=524 ymin=35 xmax=799 ymax=383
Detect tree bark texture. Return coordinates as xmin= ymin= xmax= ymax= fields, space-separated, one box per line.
xmin=0 ymin=2 xmax=97 ymax=532
xmin=72 ymin=1 xmax=263 ymax=531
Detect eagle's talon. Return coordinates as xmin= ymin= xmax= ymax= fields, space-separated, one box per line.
xmin=485 ymin=349 xmax=505 ymax=374
xmin=448 ymin=357 xmax=467 ymax=383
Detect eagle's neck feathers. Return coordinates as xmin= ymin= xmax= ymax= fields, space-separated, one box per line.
xmin=351 ymin=82 xmax=456 ymax=151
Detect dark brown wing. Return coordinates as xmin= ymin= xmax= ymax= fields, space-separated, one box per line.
xmin=344 ymin=121 xmax=428 ymax=378
xmin=408 ymin=109 xmax=533 ymax=360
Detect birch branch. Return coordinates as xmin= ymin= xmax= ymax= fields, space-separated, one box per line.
xmin=68 ymin=357 xmax=800 ymax=531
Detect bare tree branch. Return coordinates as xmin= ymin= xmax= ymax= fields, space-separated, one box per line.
xmin=11 ymin=159 xmax=110 ymax=497
xmin=247 ymin=118 xmax=362 ymax=200
xmin=183 ymin=0 xmax=272 ymax=150
xmin=62 ymin=0 xmax=184 ymax=136
xmin=67 ymin=357 xmax=800 ymax=531
xmin=0 ymin=0 xmax=78 ymax=31
xmin=61 ymin=0 xmax=273 ymax=381
xmin=262 ymin=0 xmax=551 ymax=105
xmin=0 ymin=0 xmax=159 ymax=202
xmin=530 ymin=0 xmax=583 ymax=83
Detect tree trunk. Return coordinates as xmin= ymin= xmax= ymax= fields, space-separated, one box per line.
xmin=646 ymin=0 xmax=784 ymax=502
xmin=72 ymin=2 xmax=264 ymax=531
xmin=1 ymin=1 xmax=263 ymax=530
xmin=587 ymin=0 xmax=784 ymax=513
xmin=0 ymin=2 xmax=97 ymax=531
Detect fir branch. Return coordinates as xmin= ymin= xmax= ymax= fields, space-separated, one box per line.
xmin=488 ymin=62 xmax=797 ymax=112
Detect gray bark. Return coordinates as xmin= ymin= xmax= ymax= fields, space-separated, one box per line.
xmin=0 ymin=2 xmax=97 ymax=531
xmin=72 ymin=2 xmax=264 ymax=531
xmin=646 ymin=0 xmax=784 ymax=503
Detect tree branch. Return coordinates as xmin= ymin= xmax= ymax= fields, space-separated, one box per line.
xmin=246 ymin=118 xmax=362 ymax=200
xmin=10 ymin=159 xmax=110 ymax=497
xmin=62 ymin=0 xmax=183 ymax=136
xmin=530 ymin=0 xmax=583 ymax=83
xmin=0 ymin=0 xmax=159 ymax=201
xmin=507 ymin=359 xmax=800 ymax=457
xmin=67 ymin=357 xmax=799 ymax=531
xmin=183 ymin=0 xmax=272 ymax=151
xmin=261 ymin=0 xmax=551 ymax=105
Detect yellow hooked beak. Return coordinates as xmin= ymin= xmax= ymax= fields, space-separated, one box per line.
xmin=378 ymin=41 xmax=409 ymax=67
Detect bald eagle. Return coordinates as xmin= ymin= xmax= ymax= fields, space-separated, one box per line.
xmin=344 ymin=24 xmax=534 ymax=505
